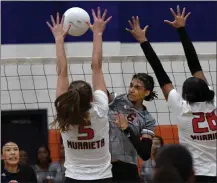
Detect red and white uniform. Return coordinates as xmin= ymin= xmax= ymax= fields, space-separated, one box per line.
xmin=61 ymin=90 xmax=112 ymax=180
xmin=168 ymin=88 xmax=216 ymax=176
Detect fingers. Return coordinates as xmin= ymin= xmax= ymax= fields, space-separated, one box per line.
xmin=177 ymin=5 xmax=181 ymax=16
xmin=143 ymin=25 xmax=149 ymax=32
xmin=164 ymin=20 xmax=173 ymax=26
xmin=125 ymin=28 xmax=132 ymax=33
xmin=46 ymin=21 xmax=53 ymax=29
xmin=170 ymin=8 xmax=177 ymax=19
xmin=56 ymin=12 xmax=60 ymax=24
xmin=63 ymin=24 xmax=71 ymax=37
xmin=102 ymin=9 xmax=107 ymax=20
xmin=184 ymin=12 xmax=191 ymax=20
xmin=61 ymin=15 xmax=65 ymax=25
xmin=105 ymin=16 xmax=112 ymax=24
xmin=132 ymin=16 xmax=136 ymax=27
xmin=97 ymin=7 xmax=101 ymax=19
xmin=128 ymin=20 xmax=134 ymax=29
xmin=181 ymin=7 xmax=186 ymax=17
xmin=136 ymin=16 xmax=140 ymax=28
xmin=92 ymin=9 xmax=97 ymax=21
xmin=50 ymin=15 xmax=56 ymax=26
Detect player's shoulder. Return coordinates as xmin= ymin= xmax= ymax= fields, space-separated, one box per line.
xmin=109 ymin=93 xmax=128 ymax=106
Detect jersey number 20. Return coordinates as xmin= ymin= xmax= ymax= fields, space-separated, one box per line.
xmin=77 ymin=126 xmax=94 ymax=140
xmin=192 ymin=110 xmax=217 ymax=133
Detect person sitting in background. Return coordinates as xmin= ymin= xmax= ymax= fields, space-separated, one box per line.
xmin=1 ymin=141 xmax=37 ymax=183
xmin=140 ymin=135 xmax=164 ymax=183
xmin=154 ymin=144 xmax=195 ymax=183
xmin=33 ymin=145 xmax=53 ymax=183
xmin=49 ymin=140 xmax=65 ymax=183
xmin=19 ymin=149 xmax=29 ymax=165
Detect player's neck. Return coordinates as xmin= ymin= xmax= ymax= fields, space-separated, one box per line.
xmin=4 ymin=164 xmax=19 ymax=173
xmin=132 ymin=101 xmax=144 ymax=110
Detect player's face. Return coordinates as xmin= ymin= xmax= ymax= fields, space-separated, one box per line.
xmin=151 ymin=137 xmax=162 ymax=155
xmin=2 ymin=142 xmax=19 ymax=165
xmin=128 ymin=79 xmax=150 ymax=102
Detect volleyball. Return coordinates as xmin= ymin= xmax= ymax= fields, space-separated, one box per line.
xmin=63 ymin=7 xmax=90 ymax=36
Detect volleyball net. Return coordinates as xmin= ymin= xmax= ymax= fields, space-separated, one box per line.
xmin=1 ymin=54 xmax=216 ymax=150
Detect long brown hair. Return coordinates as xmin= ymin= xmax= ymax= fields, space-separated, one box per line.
xmin=54 ymin=80 xmax=93 ymax=132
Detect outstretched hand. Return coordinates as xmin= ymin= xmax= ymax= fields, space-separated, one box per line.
xmin=46 ymin=13 xmax=71 ymax=41
xmin=87 ymin=7 xmax=112 ymax=34
xmin=164 ymin=5 xmax=191 ymax=28
xmin=126 ymin=16 xmax=149 ymax=43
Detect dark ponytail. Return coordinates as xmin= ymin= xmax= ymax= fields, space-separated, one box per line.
xmin=182 ymin=77 xmax=215 ymax=103
xmin=206 ymin=90 xmax=215 ymax=102
xmin=144 ymin=91 xmax=158 ymax=101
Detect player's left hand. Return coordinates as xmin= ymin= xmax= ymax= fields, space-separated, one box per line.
xmin=114 ymin=113 xmax=128 ymax=130
xmin=164 ymin=5 xmax=191 ymax=28
xmin=126 ymin=16 xmax=149 ymax=43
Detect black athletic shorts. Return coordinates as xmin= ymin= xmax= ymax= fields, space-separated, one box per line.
xmin=111 ymin=161 xmax=140 ymax=183
xmin=64 ymin=177 xmax=113 ymax=183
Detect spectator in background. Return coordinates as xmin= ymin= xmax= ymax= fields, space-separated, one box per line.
xmin=1 ymin=141 xmax=37 ymax=183
xmin=19 ymin=149 xmax=29 ymax=165
xmin=154 ymin=144 xmax=195 ymax=183
xmin=140 ymin=136 xmax=164 ymax=182
xmin=33 ymin=145 xmax=53 ymax=183
xmin=49 ymin=139 xmax=66 ymax=183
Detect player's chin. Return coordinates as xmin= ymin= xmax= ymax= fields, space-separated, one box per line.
xmin=128 ymin=94 xmax=137 ymax=102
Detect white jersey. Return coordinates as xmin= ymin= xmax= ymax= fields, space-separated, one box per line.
xmin=168 ymin=88 xmax=216 ymax=176
xmin=61 ymin=90 xmax=112 ymax=180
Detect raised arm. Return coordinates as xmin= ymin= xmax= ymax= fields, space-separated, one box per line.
xmin=126 ymin=16 xmax=173 ymax=100
xmin=87 ymin=7 xmax=112 ymax=94
xmin=46 ymin=13 xmax=71 ymax=98
xmin=164 ymin=6 xmax=207 ymax=83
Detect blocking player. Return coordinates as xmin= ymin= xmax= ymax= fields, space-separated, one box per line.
xmin=126 ymin=5 xmax=216 ymax=183
xmin=47 ymin=7 xmax=113 ymax=182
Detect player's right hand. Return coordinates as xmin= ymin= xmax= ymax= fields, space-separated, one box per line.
xmin=164 ymin=5 xmax=191 ymax=28
xmin=46 ymin=13 xmax=71 ymax=41
xmin=126 ymin=16 xmax=149 ymax=43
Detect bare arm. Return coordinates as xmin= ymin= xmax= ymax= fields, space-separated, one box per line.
xmin=55 ymin=39 xmax=69 ymax=97
xmin=88 ymin=8 xmax=112 ymax=94
xmin=46 ymin=13 xmax=71 ymax=98
xmin=126 ymin=16 xmax=173 ymax=100
xmin=165 ymin=6 xmax=207 ymax=83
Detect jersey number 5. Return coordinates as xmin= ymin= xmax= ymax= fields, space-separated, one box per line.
xmin=78 ymin=126 xmax=94 ymax=140
xmin=192 ymin=110 xmax=217 ymax=133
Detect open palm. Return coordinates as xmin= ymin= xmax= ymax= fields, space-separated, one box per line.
xmin=126 ymin=16 xmax=149 ymax=43
xmin=46 ymin=12 xmax=71 ymax=40
xmin=164 ymin=5 xmax=191 ymax=28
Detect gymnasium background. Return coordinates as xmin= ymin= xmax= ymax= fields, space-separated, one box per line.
xmin=1 ymin=1 xmax=216 ymax=165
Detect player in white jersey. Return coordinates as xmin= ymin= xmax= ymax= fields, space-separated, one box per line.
xmin=126 ymin=5 xmax=216 ymax=183
xmin=46 ymin=8 xmax=113 ymax=182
